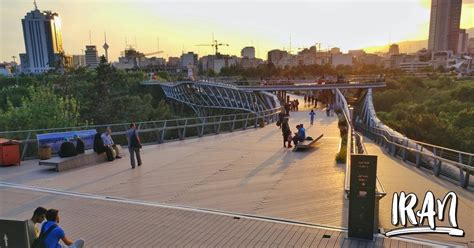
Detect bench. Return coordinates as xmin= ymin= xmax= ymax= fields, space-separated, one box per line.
xmin=293 ymin=133 xmax=324 ymax=152
xmin=39 ymin=145 xmax=124 ymax=172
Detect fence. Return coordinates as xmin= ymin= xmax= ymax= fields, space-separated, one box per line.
xmin=358 ymin=88 xmax=473 ymax=189
xmin=0 ymin=109 xmax=280 ymax=160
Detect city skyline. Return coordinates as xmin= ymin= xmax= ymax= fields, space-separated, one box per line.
xmin=1 ymin=0 xmax=474 ymax=62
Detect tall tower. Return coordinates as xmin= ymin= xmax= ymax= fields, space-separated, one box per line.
xmin=103 ymin=32 xmax=109 ymax=62
xmin=21 ymin=1 xmax=64 ymax=73
xmin=428 ymin=0 xmax=462 ymax=52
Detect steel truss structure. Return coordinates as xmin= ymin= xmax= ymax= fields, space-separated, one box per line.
xmin=157 ymin=81 xmax=281 ymax=116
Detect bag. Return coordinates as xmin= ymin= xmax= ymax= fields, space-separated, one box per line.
xmin=305 ymin=136 xmax=313 ymax=141
xmin=32 ymin=224 xmax=57 ymax=248
xmin=130 ymin=130 xmax=142 ymax=149
xmin=287 ymin=134 xmax=292 ymax=142
xmin=105 ymin=147 xmax=115 ymax=161
xmin=276 ymin=120 xmax=281 ymax=126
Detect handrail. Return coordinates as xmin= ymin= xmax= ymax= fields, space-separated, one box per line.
xmin=360 ymin=89 xmax=473 ymax=189
xmin=0 ymin=109 xmax=281 ymax=160
xmin=368 ymin=126 xmax=474 ymax=158
xmin=335 ymin=88 xmax=386 ymax=198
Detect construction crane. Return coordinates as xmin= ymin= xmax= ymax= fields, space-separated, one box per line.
xmin=144 ymin=51 xmax=164 ymax=57
xmin=196 ymin=40 xmax=229 ymax=55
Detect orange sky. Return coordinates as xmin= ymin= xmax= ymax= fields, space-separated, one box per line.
xmin=1 ymin=0 xmax=473 ymax=62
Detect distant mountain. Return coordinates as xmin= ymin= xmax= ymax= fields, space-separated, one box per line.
xmin=364 ymin=27 xmax=473 ymax=54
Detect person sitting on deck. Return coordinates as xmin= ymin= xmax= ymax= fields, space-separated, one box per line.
xmin=58 ymin=138 xmax=77 ymax=158
xmin=74 ymin=135 xmax=84 ymax=154
xmin=101 ymin=127 xmax=122 ymax=159
xmin=39 ymin=209 xmax=84 ymax=248
xmin=292 ymin=124 xmax=306 ymax=146
xmin=27 ymin=206 xmax=47 ymax=242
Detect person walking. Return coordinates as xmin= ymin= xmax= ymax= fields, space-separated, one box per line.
xmin=281 ymin=118 xmax=292 ymax=148
xmin=309 ymin=109 xmax=316 ymax=125
xmin=126 ymin=123 xmax=142 ymax=169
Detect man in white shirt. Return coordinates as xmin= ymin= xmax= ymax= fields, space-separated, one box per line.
xmin=101 ymin=127 xmax=122 ymax=159
xmin=26 ymin=206 xmax=47 ymax=245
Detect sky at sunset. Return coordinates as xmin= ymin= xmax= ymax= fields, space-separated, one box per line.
xmin=1 ymin=0 xmax=473 ymax=62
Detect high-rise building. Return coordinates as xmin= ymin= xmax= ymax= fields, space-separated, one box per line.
xmin=180 ymin=52 xmax=198 ymax=68
xmin=21 ymin=2 xmax=64 ymax=74
xmin=72 ymin=55 xmax=86 ymax=68
xmin=241 ymin=47 xmax=255 ymax=59
xmin=85 ymin=45 xmax=99 ymax=68
xmin=457 ymin=29 xmax=469 ymax=54
xmin=267 ymin=49 xmax=288 ymax=65
xmin=389 ymin=44 xmax=400 ymax=55
xmin=428 ymin=0 xmax=462 ymax=52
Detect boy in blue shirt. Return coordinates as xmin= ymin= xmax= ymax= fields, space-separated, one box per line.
xmin=40 ymin=209 xmax=84 ymax=248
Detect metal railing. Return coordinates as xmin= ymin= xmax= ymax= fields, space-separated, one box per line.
xmin=359 ymin=89 xmax=474 ymax=189
xmin=0 ymin=109 xmax=281 ymax=160
xmin=358 ymin=125 xmax=474 ymax=189
xmin=334 ymin=89 xmax=386 ymax=198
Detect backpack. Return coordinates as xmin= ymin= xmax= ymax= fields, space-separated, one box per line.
xmin=32 ymin=224 xmax=57 ymax=248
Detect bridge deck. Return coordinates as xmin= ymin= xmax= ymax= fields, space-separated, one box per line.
xmin=0 ymin=110 xmax=346 ymax=227
xmin=0 ymin=108 xmax=470 ymax=246
xmin=364 ymin=140 xmax=474 ymax=246
xmin=0 ymin=187 xmax=426 ymax=247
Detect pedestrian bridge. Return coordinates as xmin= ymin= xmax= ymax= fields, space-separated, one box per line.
xmin=1 ymin=83 xmax=473 ymax=247
xmin=1 ymin=107 xmax=472 ymax=247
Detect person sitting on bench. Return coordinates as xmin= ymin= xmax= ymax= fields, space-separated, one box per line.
xmin=292 ymin=124 xmax=306 ymax=146
xmin=58 ymin=138 xmax=77 ymax=158
xmin=94 ymin=132 xmax=115 ymax=161
xmin=74 ymin=135 xmax=85 ymax=154
xmin=101 ymin=127 xmax=122 ymax=159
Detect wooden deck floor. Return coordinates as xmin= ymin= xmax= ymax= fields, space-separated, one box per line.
xmin=0 ymin=108 xmax=471 ymax=247
xmin=0 ymin=110 xmax=348 ymax=228
xmin=0 ymin=187 xmax=431 ymax=247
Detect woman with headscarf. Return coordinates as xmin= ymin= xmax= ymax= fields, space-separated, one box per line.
xmin=281 ymin=117 xmax=292 ymax=148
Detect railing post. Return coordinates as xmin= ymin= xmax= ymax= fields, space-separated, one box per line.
xmin=21 ymin=131 xmax=32 ymax=161
xmin=160 ymin=121 xmax=167 ymax=142
xmin=181 ymin=119 xmax=188 ymax=140
xmin=415 ymin=153 xmax=421 ymax=168
xmin=216 ymin=116 xmax=222 ymax=134
xmin=243 ymin=114 xmax=249 ymax=130
xmin=459 ymin=169 xmax=468 ymax=188
xmin=153 ymin=122 xmax=160 ymax=144
xmin=434 ymin=159 xmax=442 ymax=176
xmin=402 ymin=147 xmax=408 ymax=162
xmin=199 ymin=118 xmax=206 ymax=137
xmin=230 ymin=115 xmax=236 ymax=132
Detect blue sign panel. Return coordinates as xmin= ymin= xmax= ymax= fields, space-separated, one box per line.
xmin=37 ymin=129 xmax=97 ymax=154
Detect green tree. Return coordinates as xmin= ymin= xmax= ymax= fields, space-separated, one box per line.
xmin=0 ymin=86 xmax=80 ymax=131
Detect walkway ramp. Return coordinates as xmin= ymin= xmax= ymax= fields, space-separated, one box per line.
xmin=364 ymin=140 xmax=474 ymax=246
xmin=0 ymin=110 xmax=347 ymax=228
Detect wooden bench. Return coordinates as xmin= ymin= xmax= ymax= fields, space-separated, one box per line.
xmin=39 ymin=145 xmax=124 ymax=172
xmin=293 ymin=133 xmax=324 ymax=151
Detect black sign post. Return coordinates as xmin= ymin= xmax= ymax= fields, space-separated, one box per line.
xmin=348 ymin=154 xmax=377 ymax=240
xmin=0 ymin=219 xmax=30 ymax=248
